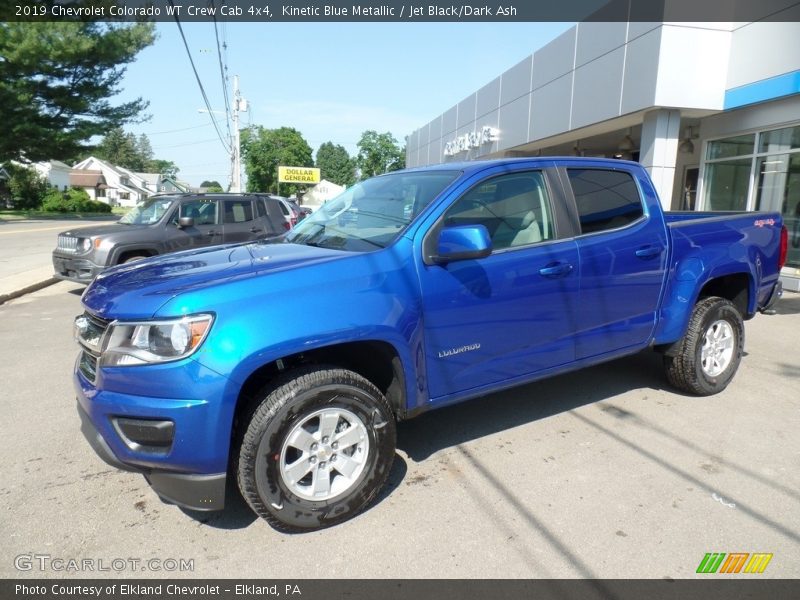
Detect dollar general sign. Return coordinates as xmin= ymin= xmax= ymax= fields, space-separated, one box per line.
xmin=278 ymin=167 xmax=320 ymax=184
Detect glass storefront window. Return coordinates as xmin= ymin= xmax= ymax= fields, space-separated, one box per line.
xmin=759 ymin=125 xmax=800 ymax=154
xmin=756 ymin=153 xmax=800 ymax=268
xmin=706 ymin=134 xmax=755 ymax=160
xmin=702 ymin=159 xmax=751 ymax=211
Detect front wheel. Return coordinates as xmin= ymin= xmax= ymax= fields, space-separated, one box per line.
xmin=237 ymin=367 xmax=396 ymax=532
xmin=663 ymin=297 xmax=744 ymax=396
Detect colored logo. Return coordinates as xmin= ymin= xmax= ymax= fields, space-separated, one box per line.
xmin=696 ymin=552 xmax=773 ymax=574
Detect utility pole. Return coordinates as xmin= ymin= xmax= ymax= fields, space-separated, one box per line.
xmin=231 ymin=75 xmax=245 ymax=193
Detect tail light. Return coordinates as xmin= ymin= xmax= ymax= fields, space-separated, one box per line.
xmin=283 ymin=221 xmax=291 ymax=231
xmin=778 ymin=225 xmax=788 ymax=269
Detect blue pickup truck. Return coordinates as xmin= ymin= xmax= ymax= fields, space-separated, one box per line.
xmin=73 ymin=158 xmax=787 ymax=531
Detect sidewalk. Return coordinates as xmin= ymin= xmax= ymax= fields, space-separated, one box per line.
xmin=0 ymin=265 xmax=58 ymax=305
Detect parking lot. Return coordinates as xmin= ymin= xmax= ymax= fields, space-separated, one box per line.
xmin=1 ymin=263 xmax=798 ymax=579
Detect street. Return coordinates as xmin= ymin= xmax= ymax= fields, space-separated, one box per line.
xmin=1 ymin=280 xmax=798 ymax=579
xmin=0 ymin=218 xmax=116 ymax=283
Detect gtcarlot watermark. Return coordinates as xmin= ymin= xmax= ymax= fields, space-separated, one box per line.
xmin=14 ymin=553 xmax=194 ymax=573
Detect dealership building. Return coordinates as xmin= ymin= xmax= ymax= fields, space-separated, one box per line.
xmin=405 ymin=18 xmax=800 ymax=291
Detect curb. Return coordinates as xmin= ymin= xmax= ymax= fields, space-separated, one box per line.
xmin=0 ymin=277 xmax=59 ymax=306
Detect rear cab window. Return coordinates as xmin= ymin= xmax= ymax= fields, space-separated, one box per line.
xmin=566 ymin=169 xmax=643 ymax=234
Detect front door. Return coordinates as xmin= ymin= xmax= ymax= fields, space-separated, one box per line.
xmin=166 ymin=198 xmax=223 ymax=251
xmin=418 ymin=168 xmax=580 ymax=401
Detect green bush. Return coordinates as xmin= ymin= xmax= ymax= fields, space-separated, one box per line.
xmin=40 ymin=187 xmax=112 ymax=213
xmin=40 ymin=188 xmax=70 ymax=212
xmin=6 ymin=164 xmax=49 ymax=209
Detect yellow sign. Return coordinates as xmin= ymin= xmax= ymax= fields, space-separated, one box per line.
xmin=278 ymin=166 xmax=320 ymax=184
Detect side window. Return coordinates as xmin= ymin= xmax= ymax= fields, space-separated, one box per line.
xmin=266 ymin=199 xmax=287 ymax=224
xmin=180 ymin=199 xmax=218 ymax=225
xmin=223 ymin=199 xmax=254 ymax=223
xmin=443 ymin=171 xmax=553 ymax=251
xmin=256 ymin=198 xmax=267 ymax=219
xmin=567 ymin=169 xmax=643 ymax=234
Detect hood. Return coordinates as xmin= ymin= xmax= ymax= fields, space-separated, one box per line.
xmin=58 ymin=222 xmax=136 ymax=238
xmin=81 ymin=241 xmax=345 ymax=319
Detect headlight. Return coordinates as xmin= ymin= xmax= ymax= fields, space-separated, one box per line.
xmin=100 ymin=314 xmax=214 ymax=366
xmin=80 ymin=238 xmax=92 ymax=252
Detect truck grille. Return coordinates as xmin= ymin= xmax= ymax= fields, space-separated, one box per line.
xmin=74 ymin=312 xmax=110 ymax=353
xmin=57 ymin=235 xmax=79 ymax=253
xmin=75 ymin=312 xmax=110 ymax=382
xmin=79 ymin=351 xmax=98 ymax=382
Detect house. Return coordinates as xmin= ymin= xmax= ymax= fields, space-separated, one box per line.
xmin=33 ymin=160 xmax=72 ymax=190
xmin=72 ymin=157 xmax=152 ymax=207
xmin=69 ymin=170 xmax=108 ymax=201
xmin=133 ymin=172 xmax=187 ymax=195
xmin=300 ymin=179 xmax=345 ymax=211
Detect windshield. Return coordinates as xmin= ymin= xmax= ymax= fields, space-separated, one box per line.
xmin=285 ymin=170 xmax=459 ymax=251
xmin=118 ymin=196 xmax=176 ymax=225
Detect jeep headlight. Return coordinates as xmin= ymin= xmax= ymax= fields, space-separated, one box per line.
xmin=80 ymin=238 xmax=92 ymax=252
xmin=100 ymin=314 xmax=214 ymax=366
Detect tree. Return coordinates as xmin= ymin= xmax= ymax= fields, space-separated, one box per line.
xmin=5 ymin=164 xmax=50 ymax=210
xmin=316 ymin=142 xmax=355 ymax=187
xmin=137 ymin=134 xmax=154 ymax=168
xmin=96 ymin=127 xmax=142 ymax=170
xmin=241 ymin=126 xmax=314 ymax=196
xmin=201 ymin=180 xmax=224 ymax=192
xmin=355 ymin=131 xmax=405 ymax=179
xmin=94 ymin=129 xmax=177 ymax=177
xmin=0 ymin=20 xmax=155 ymax=164
xmin=148 ymin=159 xmax=179 ymax=179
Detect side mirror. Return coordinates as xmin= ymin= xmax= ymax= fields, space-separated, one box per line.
xmin=178 ymin=216 xmax=194 ymax=229
xmin=433 ymin=224 xmax=492 ymax=264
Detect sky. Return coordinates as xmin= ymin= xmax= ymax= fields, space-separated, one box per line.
xmin=116 ymin=21 xmax=574 ymax=187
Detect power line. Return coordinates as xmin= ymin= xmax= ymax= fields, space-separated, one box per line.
xmin=169 ymin=2 xmax=231 ymax=155
xmin=152 ymin=138 xmax=223 ymax=150
xmin=211 ymin=1 xmax=233 ymax=144
xmin=143 ymin=123 xmax=214 ymax=136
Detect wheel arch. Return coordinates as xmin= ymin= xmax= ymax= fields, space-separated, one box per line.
xmin=655 ymin=269 xmax=753 ymax=351
xmin=231 ymin=339 xmax=407 ymax=441
xmin=696 ymin=272 xmax=752 ymax=319
xmin=111 ymin=246 xmax=160 ymax=265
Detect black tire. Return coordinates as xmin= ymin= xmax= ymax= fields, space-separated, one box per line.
xmin=122 ymin=254 xmax=147 ymax=264
xmin=236 ymin=366 xmax=396 ymax=532
xmin=663 ymin=296 xmax=744 ymax=396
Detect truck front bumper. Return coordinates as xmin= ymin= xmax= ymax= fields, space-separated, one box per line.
xmin=74 ymin=358 xmax=231 ymax=512
xmin=77 ymin=402 xmax=226 ymax=510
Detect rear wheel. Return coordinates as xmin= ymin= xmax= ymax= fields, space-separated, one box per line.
xmin=236 ymin=367 xmax=396 ymax=532
xmin=664 ymin=297 xmax=744 ymax=396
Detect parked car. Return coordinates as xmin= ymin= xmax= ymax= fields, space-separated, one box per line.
xmin=262 ymin=194 xmax=308 ymax=228
xmin=52 ymin=193 xmax=288 ymax=283
xmin=73 ymin=158 xmax=786 ymax=532
xmin=288 ymin=199 xmax=313 ymax=220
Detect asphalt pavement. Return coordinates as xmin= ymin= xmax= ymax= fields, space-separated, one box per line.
xmin=0 ymin=281 xmax=798 ymax=579
xmin=0 ymin=216 xmax=117 ymax=303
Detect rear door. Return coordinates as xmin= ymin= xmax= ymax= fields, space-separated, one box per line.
xmin=418 ymin=166 xmax=580 ymax=400
xmin=221 ymin=197 xmax=262 ymax=242
xmin=561 ymin=167 xmax=668 ymax=359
